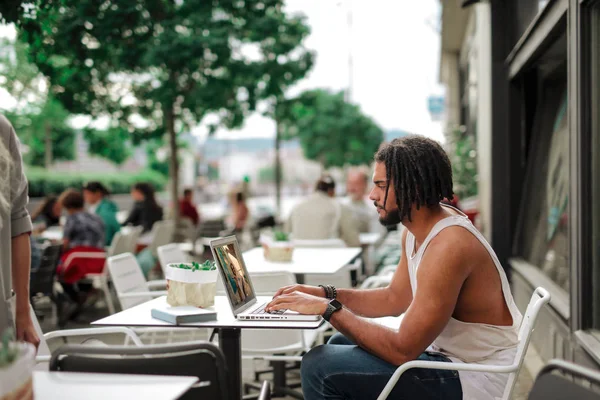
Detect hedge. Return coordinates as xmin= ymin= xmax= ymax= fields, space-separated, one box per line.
xmin=26 ymin=167 xmax=168 ymax=198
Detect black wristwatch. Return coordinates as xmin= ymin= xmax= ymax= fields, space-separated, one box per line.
xmin=322 ymin=299 xmax=343 ymax=322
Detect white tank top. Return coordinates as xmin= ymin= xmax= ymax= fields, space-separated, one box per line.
xmin=405 ymin=207 xmax=522 ymax=400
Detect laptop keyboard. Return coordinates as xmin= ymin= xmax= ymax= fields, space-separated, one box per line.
xmin=251 ymin=304 xmax=286 ymax=315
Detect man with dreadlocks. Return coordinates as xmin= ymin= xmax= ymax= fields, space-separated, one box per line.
xmin=267 ymin=135 xmax=521 ymax=400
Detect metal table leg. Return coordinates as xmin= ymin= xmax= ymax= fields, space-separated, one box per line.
xmin=220 ymin=328 xmax=242 ymax=400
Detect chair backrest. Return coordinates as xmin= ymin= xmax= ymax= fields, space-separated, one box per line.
xmin=125 ymin=226 xmax=144 ymax=253
xmin=293 ymin=238 xmax=347 ymax=248
xmin=528 ymin=359 xmax=600 ymax=399
xmin=157 ymin=243 xmax=189 ymax=276
xmin=107 ymin=253 xmax=152 ymax=309
xmin=50 ymin=341 xmax=229 ymax=400
xmin=502 ymin=287 xmax=551 ymax=400
xmin=241 ymin=272 xmax=307 ymax=352
xmin=249 ymin=271 xmax=296 ymax=295
xmin=106 ymin=231 xmax=130 ymax=258
xmin=149 ymin=220 xmax=175 ymax=256
xmin=30 ymin=243 xmax=62 ymax=297
xmin=198 ymin=219 xmax=227 ymax=238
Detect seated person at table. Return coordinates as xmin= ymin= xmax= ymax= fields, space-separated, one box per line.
xmin=341 ymin=167 xmax=385 ymax=234
xmin=285 ymin=175 xmax=360 ymax=247
xmin=179 ymin=188 xmax=200 ymax=226
xmin=123 ymin=182 xmax=163 ymax=233
xmin=30 ymin=195 xmax=61 ymax=232
xmin=56 ymin=189 xmax=106 ymax=324
xmin=267 ymin=136 xmax=522 ymax=400
xmin=83 ymin=181 xmax=121 ymax=246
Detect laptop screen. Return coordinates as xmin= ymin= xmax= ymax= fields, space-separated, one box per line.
xmin=212 ymin=239 xmax=255 ymax=310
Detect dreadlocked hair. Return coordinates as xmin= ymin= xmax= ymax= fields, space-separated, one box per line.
xmin=375 ymin=135 xmax=454 ymax=222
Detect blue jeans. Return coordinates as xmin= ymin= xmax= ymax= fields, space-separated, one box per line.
xmin=301 ymin=333 xmax=462 ymax=400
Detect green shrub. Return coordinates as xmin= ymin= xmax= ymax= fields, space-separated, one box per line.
xmin=25 ymin=167 xmax=167 ymax=197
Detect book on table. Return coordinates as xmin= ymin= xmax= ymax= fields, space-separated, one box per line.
xmin=151 ymin=303 xmax=217 ymax=325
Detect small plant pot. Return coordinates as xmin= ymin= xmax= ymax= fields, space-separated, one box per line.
xmin=165 ymin=263 xmax=219 ymax=308
xmin=260 ymin=234 xmax=294 ymax=262
xmin=0 ymin=343 xmax=35 ymax=400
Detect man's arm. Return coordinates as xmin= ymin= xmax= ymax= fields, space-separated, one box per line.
xmin=272 ymin=229 xmax=413 ymax=318
xmin=331 ymin=229 xmax=471 ymax=364
xmin=268 ymin=228 xmax=471 ymax=365
xmin=8 ymin=124 xmax=40 ymax=348
xmin=335 ymin=228 xmax=412 ymax=318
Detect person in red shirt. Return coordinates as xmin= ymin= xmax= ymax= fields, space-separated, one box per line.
xmin=179 ymin=188 xmax=200 ymax=226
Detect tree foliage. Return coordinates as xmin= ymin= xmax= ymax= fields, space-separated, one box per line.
xmin=0 ymin=38 xmax=75 ymax=166
xmin=278 ymin=89 xmax=384 ymax=169
xmin=446 ymin=126 xmax=478 ymax=199
xmin=19 ymin=0 xmax=313 ymax=223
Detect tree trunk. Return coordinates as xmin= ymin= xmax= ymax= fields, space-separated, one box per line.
xmin=166 ymin=106 xmax=180 ymax=241
xmin=44 ymin=123 xmax=52 ymax=168
xmin=274 ymin=120 xmax=282 ymax=218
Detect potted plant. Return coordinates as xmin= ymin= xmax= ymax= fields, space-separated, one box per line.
xmin=0 ymin=330 xmax=35 ymax=400
xmin=165 ymin=261 xmax=219 ymax=307
xmin=260 ymin=231 xmax=294 ymax=262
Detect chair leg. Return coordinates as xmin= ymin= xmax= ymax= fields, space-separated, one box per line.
xmin=100 ymin=277 xmax=116 ymax=314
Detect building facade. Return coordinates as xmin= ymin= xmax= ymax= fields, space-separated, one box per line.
xmin=440 ymin=0 xmax=600 ymax=371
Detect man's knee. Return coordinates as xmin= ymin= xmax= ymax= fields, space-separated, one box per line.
xmin=327 ymin=332 xmax=354 ymax=345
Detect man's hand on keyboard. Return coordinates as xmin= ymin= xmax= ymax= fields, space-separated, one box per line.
xmin=266 ymin=291 xmax=329 ymax=315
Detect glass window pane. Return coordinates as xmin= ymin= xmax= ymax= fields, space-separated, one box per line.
xmin=590 ymin=3 xmax=600 ymax=329
xmin=515 ymin=0 xmax=552 ymax=41
xmin=517 ymin=76 xmax=569 ymax=294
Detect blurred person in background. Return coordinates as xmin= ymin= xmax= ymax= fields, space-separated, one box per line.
xmin=179 ymin=188 xmax=200 ymax=226
xmin=0 ymin=114 xmax=39 ymax=348
xmin=123 ymin=182 xmax=163 ymax=233
xmin=231 ymin=191 xmax=249 ymax=233
xmin=342 ymin=167 xmax=383 ymax=233
xmin=30 ymin=195 xmax=61 ymax=232
xmin=56 ymin=189 xmax=106 ymax=325
xmin=286 ymin=175 xmax=360 ymax=247
xmin=83 ymin=181 xmax=121 ymax=246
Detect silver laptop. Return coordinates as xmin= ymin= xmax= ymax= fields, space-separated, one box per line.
xmin=210 ymin=236 xmax=321 ymax=322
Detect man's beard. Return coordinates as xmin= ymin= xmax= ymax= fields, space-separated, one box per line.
xmin=374 ymin=202 xmax=402 ymax=226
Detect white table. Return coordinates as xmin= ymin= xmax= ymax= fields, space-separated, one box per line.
xmin=93 ymin=296 xmax=323 ymax=400
xmin=242 ymin=247 xmax=362 ymax=283
xmin=40 ymin=226 xmax=63 ymax=242
xmin=33 ymin=371 xmax=197 ymax=400
xmin=360 ymin=232 xmax=382 ymax=246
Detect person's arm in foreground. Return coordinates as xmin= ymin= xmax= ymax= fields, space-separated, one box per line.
xmin=9 ymin=128 xmax=40 ymax=348
xmin=267 ymin=229 xmax=471 ymax=365
xmin=273 ymin=229 xmax=412 ymax=318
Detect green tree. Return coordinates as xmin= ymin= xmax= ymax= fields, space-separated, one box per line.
xmin=447 ymin=126 xmax=478 ymax=199
xmin=279 ymin=89 xmax=384 ymax=169
xmin=82 ymin=126 xmax=132 ymax=166
xmin=20 ymin=0 xmax=312 ymax=228
xmin=0 ymin=38 xmax=75 ymax=167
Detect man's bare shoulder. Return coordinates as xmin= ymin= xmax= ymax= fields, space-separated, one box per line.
xmin=420 ymin=226 xmax=486 ymax=275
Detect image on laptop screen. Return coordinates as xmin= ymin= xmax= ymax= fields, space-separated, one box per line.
xmin=213 ymin=242 xmax=255 ymax=309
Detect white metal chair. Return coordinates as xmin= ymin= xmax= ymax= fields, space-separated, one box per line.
xmin=62 ymin=231 xmax=132 ymax=315
xmin=376 ymin=287 xmax=551 ymax=400
xmin=29 ymin=304 xmax=142 ymax=370
xmin=241 ymin=271 xmax=320 ymax=397
xmin=148 ymin=220 xmax=175 ymax=257
xmin=123 ymin=226 xmax=143 ymax=254
xmin=157 ymin=243 xmax=190 ymax=277
xmin=107 ymin=252 xmax=206 ymax=344
xmin=292 ymin=238 xmax=347 ymax=248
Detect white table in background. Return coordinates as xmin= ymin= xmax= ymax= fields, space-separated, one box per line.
xmin=33 ymin=371 xmax=197 ymax=400
xmin=242 ymin=246 xmax=362 ymax=283
xmin=93 ymin=295 xmax=323 ymax=400
xmin=359 ymin=232 xmax=382 ymax=247
xmin=40 ymin=226 xmax=63 ymax=242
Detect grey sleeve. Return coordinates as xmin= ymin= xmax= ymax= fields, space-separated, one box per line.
xmin=8 ymin=121 xmax=33 ymax=238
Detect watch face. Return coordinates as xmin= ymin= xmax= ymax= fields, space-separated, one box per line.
xmin=330 ymin=299 xmax=342 ymax=310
